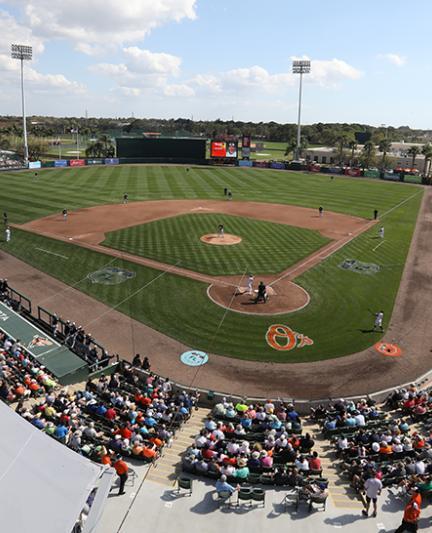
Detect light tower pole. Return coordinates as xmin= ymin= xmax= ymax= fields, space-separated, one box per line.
xmin=11 ymin=44 xmax=32 ymax=166
xmin=292 ymin=59 xmax=311 ymax=160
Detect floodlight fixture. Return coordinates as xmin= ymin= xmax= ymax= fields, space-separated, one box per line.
xmin=292 ymin=60 xmax=311 ymax=74
xmin=11 ymin=44 xmax=33 ymax=165
xmin=11 ymin=44 xmax=33 ymax=60
xmin=292 ymin=59 xmax=311 ymax=159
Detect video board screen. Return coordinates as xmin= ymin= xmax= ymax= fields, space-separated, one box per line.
xmin=210 ymin=140 xmax=238 ymax=159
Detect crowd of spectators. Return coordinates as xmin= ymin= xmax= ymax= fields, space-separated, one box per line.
xmin=182 ymin=397 xmax=327 ymax=492
xmin=14 ymin=362 xmax=198 ymax=468
xmin=317 ymin=391 xmax=432 ymax=516
xmin=0 ymin=331 xmax=57 ymax=403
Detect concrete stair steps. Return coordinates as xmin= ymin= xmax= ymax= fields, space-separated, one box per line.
xmin=144 ymin=407 xmax=212 ymax=486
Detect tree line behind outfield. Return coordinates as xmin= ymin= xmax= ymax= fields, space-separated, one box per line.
xmin=1 ymin=115 xmax=432 ymax=144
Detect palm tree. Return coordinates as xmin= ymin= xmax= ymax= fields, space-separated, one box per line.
xmin=378 ymin=139 xmax=392 ymax=169
xmin=361 ymin=141 xmax=376 ymax=169
xmin=85 ymin=141 xmax=105 ymax=158
xmin=284 ymin=138 xmax=297 ymax=159
xmin=334 ymin=134 xmax=352 ymax=165
xmin=407 ymin=146 xmax=421 ymax=169
xmin=348 ymin=140 xmax=357 ymax=166
xmin=422 ymin=143 xmax=432 ymax=177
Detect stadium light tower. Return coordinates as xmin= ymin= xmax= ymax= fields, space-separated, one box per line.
xmin=11 ymin=44 xmax=32 ymax=166
xmin=292 ymin=59 xmax=311 ymax=160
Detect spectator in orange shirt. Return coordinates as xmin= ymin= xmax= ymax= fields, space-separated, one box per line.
xmin=395 ymin=486 xmax=422 ymax=532
xmin=113 ymin=455 xmax=129 ymax=495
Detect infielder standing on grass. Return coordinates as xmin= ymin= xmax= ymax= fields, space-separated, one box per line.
xmin=5 ymin=226 xmax=10 ymax=243
xmin=379 ymin=226 xmax=385 ymax=239
xmin=218 ymin=224 xmax=224 ymax=238
xmin=3 ymin=212 xmax=7 ymax=225
xmin=62 ymin=208 xmax=68 ymax=221
xmin=123 ymin=192 xmax=128 ymax=205
xmin=374 ymin=311 xmax=384 ymax=332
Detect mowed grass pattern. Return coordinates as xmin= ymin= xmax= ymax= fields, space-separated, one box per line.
xmin=0 ymin=165 xmax=423 ymax=362
xmin=0 ymin=165 xmax=420 ymax=224
xmin=102 ymin=213 xmax=330 ymax=275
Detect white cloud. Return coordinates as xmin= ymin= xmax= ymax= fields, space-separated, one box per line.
xmin=9 ymin=0 xmax=197 ymax=53
xmin=163 ymin=83 xmax=194 ymax=97
xmin=378 ymin=53 xmax=407 ymax=67
xmin=190 ymin=58 xmax=362 ymax=96
xmin=123 ymin=47 xmax=181 ymax=75
xmin=0 ymin=53 xmax=85 ymax=94
xmin=90 ymin=47 xmax=183 ymax=95
xmin=291 ymin=56 xmax=362 ymax=86
xmin=0 ymin=8 xmax=44 ymax=56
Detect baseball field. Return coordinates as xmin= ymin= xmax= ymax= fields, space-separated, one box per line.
xmin=0 ymin=165 xmax=423 ymax=364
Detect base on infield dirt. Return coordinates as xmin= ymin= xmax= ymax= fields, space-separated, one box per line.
xmin=200 ymin=233 xmax=242 ymax=246
xmin=207 ymin=279 xmax=310 ymax=315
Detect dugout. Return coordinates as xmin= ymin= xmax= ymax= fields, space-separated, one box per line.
xmin=116 ymin=137 xmax=206 ymax=164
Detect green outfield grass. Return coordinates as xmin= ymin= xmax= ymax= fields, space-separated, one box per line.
xmin=0 ymin=165 xmax=423 ymax=363
xmin=101 ymin=213 xmax=330 ymax=276
xmin=0 ymin=165 xmax=419 ymax=225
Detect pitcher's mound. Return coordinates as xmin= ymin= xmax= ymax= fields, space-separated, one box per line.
xmin=200 ymin=233 xmax=242 ymax=245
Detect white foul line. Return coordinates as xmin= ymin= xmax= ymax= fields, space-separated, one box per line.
xmin=380 ymin=189 xmax=423 ymax=219
xmin=35 ymin=247 xmax=68 ymax=260
xmin=372 ymin=240 xmax=385 ymax=252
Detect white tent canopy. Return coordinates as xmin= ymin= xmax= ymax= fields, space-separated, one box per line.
xmin=0 ymin=401 xmax=105 ymax=533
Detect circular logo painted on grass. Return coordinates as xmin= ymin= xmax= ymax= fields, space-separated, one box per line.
xmin=87 ymin=266 xmax=136 ymax=285
xmin=265 ymin=324 xmax=314 ymax=351
xmin=339 ymin=259 xmax=380 ymax=275
xmin=375 ymin=342 xmax=402 ymax=357
xmin=180 ymin=350 xmax=209 ymax=367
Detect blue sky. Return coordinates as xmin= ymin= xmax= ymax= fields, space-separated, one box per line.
xmin=0 ymin=0 xmax=431 ymax=127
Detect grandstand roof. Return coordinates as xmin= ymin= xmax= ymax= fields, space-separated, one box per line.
xmin=0 ymin=401 xmax=104 ymax=533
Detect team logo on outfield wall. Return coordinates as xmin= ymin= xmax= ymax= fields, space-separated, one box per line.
xmin=339 ymin=259 xmax=380 ymax=275
xmin=266 ymin=324 xmax=314 ymax=351
xmin=87 ymin=267 xmax=136 ymax=285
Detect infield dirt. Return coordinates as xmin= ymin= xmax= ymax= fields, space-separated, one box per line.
xmin=19 ymin=199 xmax=373 ymax=315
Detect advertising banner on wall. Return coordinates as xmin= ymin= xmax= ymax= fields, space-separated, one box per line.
xmin=383 ymin=172 xmax=401 ymax=181
xmin=253 ymin=161 xmax=269 ymax=168
xmin=364 ymin=169 xmax=380 ymax=178
xmin=238 ymin=160 xmax=253 ymax=167
xmin=54 ymin=160 xmax=68 ymax=167
xmin=104 ymin=158 xmax=119 ymax=165
xmin=28 ymin=161 xmax=41 ymax=169
xmin=328 ymin=166 xmax=342 ymax=174
xmin=86 ymin=159 xmax=104 ymax=165
xmin=344 ymin=168 xmax=362 ymax=177
xmin=270 ymin=162 xmax=285 ymax=170
xmin=69 ymin=159 xmax=86 ymax=167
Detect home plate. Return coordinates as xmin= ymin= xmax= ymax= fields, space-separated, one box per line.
xmin=236 ymin=286 xmax=276 ymax=295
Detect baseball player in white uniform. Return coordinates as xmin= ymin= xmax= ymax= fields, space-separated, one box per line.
xmin=247 ymin=275 xmax=254 ymax=295
xmin=374 ymin=311 xmax=384 ymax=332
xmin=5 ymin=226 xmax=10 ymax=242
xmin=379 ymin=227 xmax=384 ymax=239
xmin=218 ymin=224 xmax=224 ymax=238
